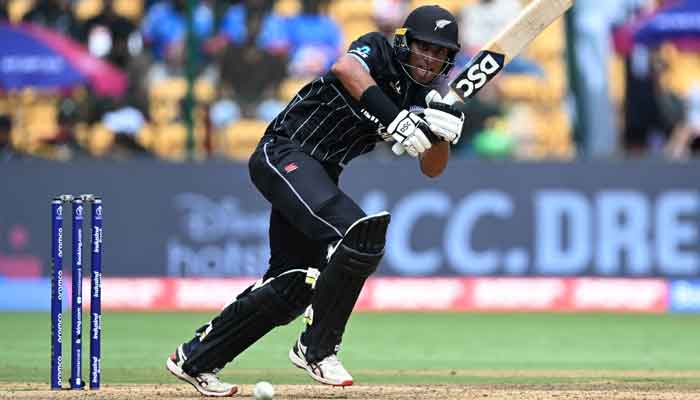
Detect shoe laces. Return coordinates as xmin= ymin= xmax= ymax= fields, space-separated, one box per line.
xmin=319 ymin=354 xmax=342 ymax=369
xmin=198 ymin=372 xmax=223 ymax=385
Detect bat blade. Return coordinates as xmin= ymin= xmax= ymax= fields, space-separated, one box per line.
xmin=444 ymin=0 xmax=574 ymax=104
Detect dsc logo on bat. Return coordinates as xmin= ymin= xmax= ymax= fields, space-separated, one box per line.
xmin=453 ymin=51 xmax=504 ymax=98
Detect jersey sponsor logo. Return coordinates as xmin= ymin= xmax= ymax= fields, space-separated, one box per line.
xmin=435 ymin=19 xmax=452 ymax=30
xmin=360 ymin=108 xmax=380 ymax=125
xmin=452 ymin=50 xmax=504 ymax=98
xmin=349 ymin=45 xmax=371 ymax=59
xmin=360 ymin=108 xmax=387 ymax=138
xmin=283 ymin=162 xmax=299 ymax=173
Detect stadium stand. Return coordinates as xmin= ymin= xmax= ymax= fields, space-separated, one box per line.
xmin=2 ymin=0 xmax=698 ymax=161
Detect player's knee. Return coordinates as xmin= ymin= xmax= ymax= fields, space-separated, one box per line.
xmin=343 ymin=211 xmax=391 ymax=254
xmin=332 ymin=212 xmax=391 ymax=277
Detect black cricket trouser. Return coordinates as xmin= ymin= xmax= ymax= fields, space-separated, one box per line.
xmin=181 ymin=135 xmax=365 ymax=374
xmin=252 ymin=135 xmax=366 ymax=276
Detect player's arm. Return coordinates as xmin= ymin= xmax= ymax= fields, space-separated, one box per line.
xmin=415 ymin=90 xmax=464 ymax=177
xmin=332 ymin=53 xmax=433 ymax=158
xmin=331 ymin=54 xmax=375 ymax=100
xmin=419 ymin=141 xmax=449 ymax=177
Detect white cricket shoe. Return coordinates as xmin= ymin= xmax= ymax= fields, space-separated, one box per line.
xmin=289 ymin=336 xmax=353 ymax=386
xmin=166 ymin=344 xmax=238 ymax=397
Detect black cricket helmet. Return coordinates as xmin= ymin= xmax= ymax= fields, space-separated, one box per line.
xmin=394 ymin=5 xmax=460 ymax=84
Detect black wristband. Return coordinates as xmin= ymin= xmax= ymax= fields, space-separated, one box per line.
xmin=359 ymin=85 xmax=400 ymax=127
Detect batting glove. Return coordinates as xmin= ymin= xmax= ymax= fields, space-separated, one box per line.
xmin=424 ymin=94 xmax=465 ymax=145
xmin=387 ymin=109 xmax=432 ymax=157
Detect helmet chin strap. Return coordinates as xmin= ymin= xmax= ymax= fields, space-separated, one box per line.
xmin=399 ymin=59 xmax=452 ymax=87
xmin=399 ymin=63 xmax=437 ymax=87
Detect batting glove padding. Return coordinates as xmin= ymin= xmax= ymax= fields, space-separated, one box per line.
xmin=387 ymin=109 xmax=432 ymax=157
xmin=424 ymin=102 xmax=464 ymax=145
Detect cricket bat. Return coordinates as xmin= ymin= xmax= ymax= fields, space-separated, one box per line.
xmin=443 ymin=0 xmax=574 ymax=104
xmin=393 ymin=0 xmax=574 ymax=154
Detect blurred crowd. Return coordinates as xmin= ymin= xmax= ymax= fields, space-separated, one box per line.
xmin=0 ymin=0 xmax=698 ymax=162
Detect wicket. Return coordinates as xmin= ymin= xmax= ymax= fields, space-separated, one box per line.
xmin=50 ymin=194 xmax=102 ymax=390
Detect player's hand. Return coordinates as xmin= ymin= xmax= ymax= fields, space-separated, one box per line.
xmin=424 ymin=91 xmax=465 ymax=145
xmin=387 ymin=110 xmax=432 ymax=157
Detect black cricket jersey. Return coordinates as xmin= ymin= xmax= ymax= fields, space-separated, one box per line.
xmin=266 ymin=32 xmax=433 ymax=167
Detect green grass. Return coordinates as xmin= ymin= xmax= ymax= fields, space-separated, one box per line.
xmin=1 ymin=312 xmax=700 ymax=385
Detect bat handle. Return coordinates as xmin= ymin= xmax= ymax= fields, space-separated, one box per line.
xmin=434 ymin=90 xmax=461 ymax=105
xmin=425 ymin=89 xmax=459 ymax=107
xmin=439 ymin=90 xmax=460 ymax=106
xmin=425 ymin=90 xmax=442 ymax=106
xmin=393 ymin=89 xmax=460 ymax=156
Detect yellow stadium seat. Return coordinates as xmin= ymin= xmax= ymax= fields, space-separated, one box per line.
xmin=438 ymin=0 xmax=473 ymax=14
xmin=659 ymin=47 xmax=700 ymax=97
xmin=88 ymin=123 xmax=115 ymax=157
xmin=8 ymin=0 xmax=34 ymax=23
xmin=9 ymin=126 xmax=28 ymax=153
xmin=539 ymin=61 xmax=567 ymax=101
xmin=74 ymin=0 xmax=103 ymax=21
xmin=531 ymin=107 xmax=573 ymax=159
xmin=73 ymin=122 xmax=91 ymax=148
xmin=149 ymin=99 xmax=179 ymax=124
xmin=150 ymin=78 xmax=187 ymax=100
xmin=497 ymin=61 xmax=565 ymax=105
xmin=146 ymin=121 xmax=208 ymax=161
xmin=150 ymin=78 xmax=214 ymax=102
xmin=195 ymin=80 xmax=216 ymax=104
xmin=136 ymin=122 xmax=156 ymax=151
xmin=275 ymin=0 xmax=301 ymax=17
xmin=148 ymin=78 xmax=214 ymax=124
xmin=20 ymin=94 xmax=60 ymax=145
xmin=329 ymin=0 xmax=374 ymax=22
xmin=152 ymin=122 xmax=188 ymax=161
xmin=342 ymin=18 xmax=378 ymax=48
xmin=498 ymin=76 xmax=540 ymax=102
xmin=609 ymin=54 xmax=626 ymax=105
xmin=219 ymin=119 xmax=266 ymax=161
xmin=526 ymin=19 xmax=565 ymax=62
xmin=411 ymin=0 xmax=475 ymax=13
xmin=114 ymin=0 xmax=142 ymax=21
xmin=278 ymin=78 xmax=308 ymax=102
xmin=0 ymin=97 xmax=9 ymax=115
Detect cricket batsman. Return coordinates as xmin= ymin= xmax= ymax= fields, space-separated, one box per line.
xmin=167 ymin=5 xmax=465 ymax=396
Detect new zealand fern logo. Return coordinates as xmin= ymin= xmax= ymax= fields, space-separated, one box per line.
xmin=435 ymin=19 xmax=452 ymax=30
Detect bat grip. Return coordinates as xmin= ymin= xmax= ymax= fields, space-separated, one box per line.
xmin=436 ymin=90 xmax=460 ymax=106
xmin=392 ymin=90 xmax=449 ymax=156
